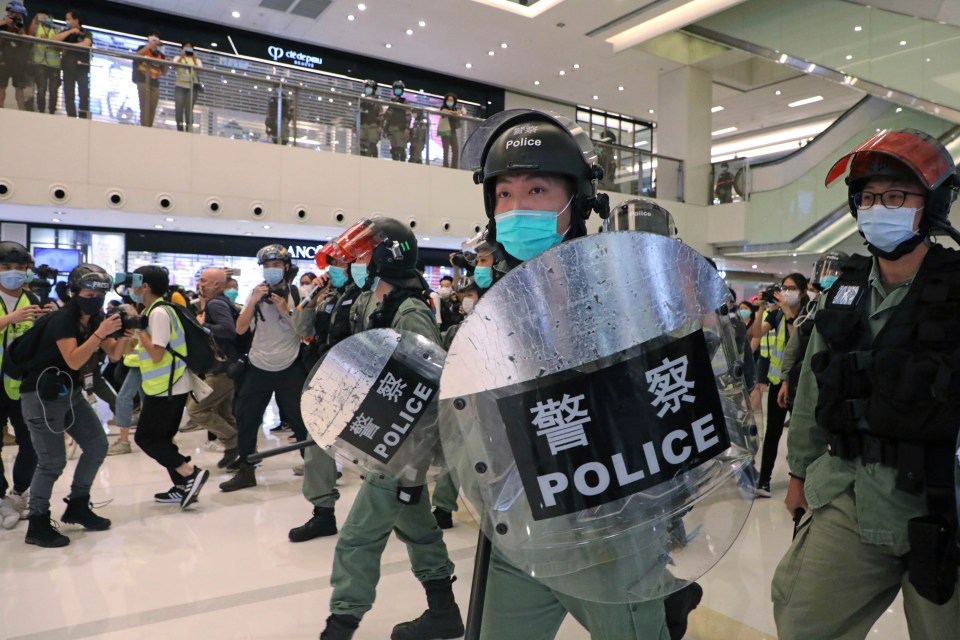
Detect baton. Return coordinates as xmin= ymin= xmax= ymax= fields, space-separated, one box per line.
xmin=464 ymin=531 xmax=492 ymax=640
xmin=246 ymin=440 xmax=316 ymax=463
xmin=792 ymin=508 xmax=806 ymax=540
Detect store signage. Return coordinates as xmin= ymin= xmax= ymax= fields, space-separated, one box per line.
xmin=267 ymin=45 xmax=322 ymax=69
xmin=287 ymin=244 xmax=323 ymax=260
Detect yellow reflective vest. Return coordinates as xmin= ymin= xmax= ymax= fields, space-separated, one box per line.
xmin=0 ymin=292 xmax=35 ymax=400
xmin=758 ymin=308 xmax=788 ymax=385
xmin=33 ymin=23 xmax=62 ymax=69
xmin=139 ymin=301 xmax=187 ymax=396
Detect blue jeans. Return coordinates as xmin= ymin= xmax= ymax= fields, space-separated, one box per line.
xmin=22 ymin=390 xmax=108 ymax=516
xmin=115 ymin=368 xmax=142 ymax=427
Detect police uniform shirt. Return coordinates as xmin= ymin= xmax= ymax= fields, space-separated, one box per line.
xmin=788 ymin=258 xmax=924 ymax=545
xmin=249 ymin=294 xmax=301 ymax=372
xmin=148 ymin=306 xmax=192 ymax=395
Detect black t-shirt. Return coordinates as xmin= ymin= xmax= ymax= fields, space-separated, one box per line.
xmin=21 ymin=307 xmax=101 ymax=393
xmin=62 ymin=28 xmax=93 ymax=68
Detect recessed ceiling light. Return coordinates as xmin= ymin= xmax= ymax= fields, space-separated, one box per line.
xmin=231 ymin=10 xmax=240 ymax=18
xmin=711 ymin=105 xmax=724 ymax=113
xmin=385 ymin=43 xmax=392 ymax=48
xmin=465 ymin=62 xmax=472 ymax=68
xmin=854 ymin=25 xmax=862 ymax=31
xmin=648 ymin=109 xmax=654 ymax=114
xmin=165 ymin=217 xmax=174 ymax=222
xmin=896 ymin=107 xmax=903 ymax=112
xmin=358 ymin=3 xmax=366 ymax=10
xmin=419 ymin=20 xmax=426 ymax=27
xmin=347 ymin=14 xmax=355 ymax=20
xmin=712 ymin=126 xmax=738 ymax=136
xmin=559 ymin=70 xmax=565 ymax=76
xmin=900 ymin=40 xmax=906 ymax=46
xmin=488 ymin=50 xmax=495 ymax=56
xmin=926 ymin=58 xmax=931 ymax=62
xmin=788 ymin=95 xmax=824 ymax=107
xmin=211 ymin=42 xmax=218 ymax=48
xmin=423 ymin=237 xmax=431 ymax=241
xmin=500 ymin=43 xmax=507 ymax=48
xmin=618 ymin=85 xmax=624 ymax=91
xmin=244 ymin=232 xmax=252 ymax=236
xmin=154 ymin=224 xmax=164 ymax=229
xmin=534 ymin=80 xmax=540 ymax=85
xmin=406 ymin=29 xmax=413 ymax=35
xmin=845 ymin=54 xmax=852 ymax=60
xmin=752 ymin=264 xmax=758 ymax=269
xmin=52 ymin=218 xmax=61 ymax=223
xmin=263 ymin=225 xmax=271 ymax=230
xmin=775 ymin=90 xmax=782 ymax=95
xmin=573 ymin=63 xmax=580 ymax=69
xmin=593 ymin=95 xmax=599 ymax=100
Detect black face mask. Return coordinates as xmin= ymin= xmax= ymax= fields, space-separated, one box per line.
xmin=78 ymin=295 xmax=105 ymax=317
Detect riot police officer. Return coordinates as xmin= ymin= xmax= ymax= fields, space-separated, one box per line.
xmin=774 ymin=129 xmax=960 ymax=638
xmin=358 ymin=79 xmax=382 ymax=157
xmin=319 ymin=218 xmax=463 ymax=640
xmin=385 ymin=80 xmax=411 ymax=162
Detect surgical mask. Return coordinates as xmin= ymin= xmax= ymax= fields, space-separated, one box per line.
xmin=0 ymin=270 xmax=26 ymax=290
xmin=737 ymin=309 xmax=752 ymax=321
xmin=351 ymin=263 xmax=369 ymax=288
xmin=445 ymin=100 xmax=454 ymax=108
xmin=856 ymin=205 xmax=920 ymax=254
xmin=328 ymin=265 xmax=349 ymax=288
xmin=782 ymin=290 xmax=800 ymax=306
xmin=495 ymin=197 xmax=573 ymax=262
xmin=394 ymin=89 xmax=403 ymax=97
xmin=263 ymin=267 xmax=284 ymax=286
xmin=129 ymin=289 xmax=144 ymax=304
xmin=437 ymin=286 xmax=453 ymax=300
xmin=24 ymin=269 xmax=34 ymax=284
xmin=78 ymin=295 xmax=105 ymax=316
xmin=184 ymin=48 xmax=194 ymax=55
xmin=224 ymin=288 xmax=239 ymax=302
xmin=371 ymin=276 xmax=381 ymax=291
xmin=364 ymin=87 xmax=374 ymax=96
xmin=474 ymin=266 xmax=493 ymax=289
xmin=462 ymin=297 xmax=476 ymax=314
xmin=819 ymin=275 xmax=838 ymax=290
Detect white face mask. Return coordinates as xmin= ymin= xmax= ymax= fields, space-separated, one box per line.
xmin=782 ymin=290 xmax=800 ymax=306
xmin=461 ymin=297 xmax=476 ymax=314
xmin=857 ymin=205 xmax=921 ymax=253
xmin=437 ymin=286 xmax=453 ymax=300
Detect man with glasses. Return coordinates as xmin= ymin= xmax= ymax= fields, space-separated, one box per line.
xmin=773 ymin=129 xmax=960 ymax=638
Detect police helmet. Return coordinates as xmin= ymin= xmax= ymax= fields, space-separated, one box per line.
xmin=610 ymin=198 xmax=678 ymax=238
xmin=462 ymin=109 xmax=609 ymax=241
xmin=392 ymin=80 xmax=405 ymax=96
xmin=811 ymin=251 xmax=848 ymax=289
xmin=367 ymin=217 xmax=422 ymax=289
xmin=256 ymin=243 xmax=291 ymax=265
xmin=457 ymin=276 xmax=480 ymax=296
xmin=68 ymin=263 xmax=112 ymax=294
xmin=0 ymin=241 xmax=31 ymax=265
xmin=363 ymin=79 xmax=377 ymax=96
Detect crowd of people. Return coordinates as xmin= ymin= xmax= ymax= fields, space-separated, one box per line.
xmin=2 ymin=98 xmax=960 ymax=638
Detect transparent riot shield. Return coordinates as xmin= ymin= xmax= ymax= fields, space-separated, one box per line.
xmin=439 ymin=232 xmax=759 ymax=603
xmin=302 ymin=329 xmax=447 ymax=486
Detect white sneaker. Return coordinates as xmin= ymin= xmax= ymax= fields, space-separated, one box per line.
xmin=203 ymin=440 xmax=226 ymax=453
xmin=1 ymin=495 xmax=22 ymax=529
xmin=18 ymin=489 xmax=29 ymax=519
xmin=107 ymin=440 xmax=132 ymax=456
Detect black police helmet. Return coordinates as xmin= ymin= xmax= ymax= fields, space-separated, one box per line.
xmin=610 ymin=198 xmax=678 ymax=238
xmin=0 ymin=241 xmax=31 ymax=265
xmin=256 ymin=243 xmax=291 ymax=265
xmin=392 ymin=80 xmax=405 ymax=95
xmin=68 ymin=263 xmax=111 ymax=294
xmin=367 ymin=217 xmax=423 ymax=289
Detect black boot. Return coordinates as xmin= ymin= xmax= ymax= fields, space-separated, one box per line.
xmin=289 ymin=507 xmax=337 ymax=542
xmin=219 ymin=462 xmax=256 ymax=492
xmin=217 ymin=447 xmax=240 ymax=470
xmin=391 ymin=577 xmax=464 ymax=640
xmin=319 ymin=613 xmax=360 ymax=640
xmin=25 ymin=511 xmax=70 ymax=548
xmin=61 ymin=495 xmax=111 ymax=531
xmin=432 ymin=507 xmax=453 ymax=530
xmin=664 ymin=581 xmax=703 ymax=640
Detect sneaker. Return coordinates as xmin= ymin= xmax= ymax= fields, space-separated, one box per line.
xmin=293 ymin=462 xmax=304 ymax=476
xmin=107 ymin=440 xmax=132 ymax=456
xmin=181 ymin=467 xmax=210 ymax=510
xmin=270 ymin=422 xmax=290 ymax=432
xmin=755 ymin=483 xmax=772 ymax=498
xmin=204 ymin=440 xmax=226 ymax=453
xmin=154 ymin=486 xmax=187 ymax=504
xmin=1 ymin=495 xmax=23 ymax=529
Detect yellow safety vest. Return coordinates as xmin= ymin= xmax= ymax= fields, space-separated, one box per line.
xmin=758 ymin=308 xmax=788 ymax=385
xmin=0 ymin=292 xmax=34 ymax=400
xmin=139 ymin=300 xmax=187 ymax=396
xmin=123 ymin=340 xmax=142 ymax=368
xmin=33 ymin=24 xmax=62 ymax=69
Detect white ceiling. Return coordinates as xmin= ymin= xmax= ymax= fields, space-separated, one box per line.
xmin=114 ymin=0 xmax=865 ymax=140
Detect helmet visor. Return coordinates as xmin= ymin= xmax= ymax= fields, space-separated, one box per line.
xmin=825 ymin=129 xmax=955 ymax=190
xmin=315 ymin=219 xmax=380 ymax=269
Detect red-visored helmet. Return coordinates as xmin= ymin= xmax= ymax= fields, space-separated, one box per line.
xmin=315 ymin=219 xmax=378 ymax=269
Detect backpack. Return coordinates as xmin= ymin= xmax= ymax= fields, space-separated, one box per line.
xmin=3 ymin=311 xmax=56 ymax=383
xmin=153 ymin=301 xmax=221 ymax=377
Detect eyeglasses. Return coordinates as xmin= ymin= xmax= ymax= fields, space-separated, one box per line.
xmin=852 ymin=189 xmax=926 ymax=210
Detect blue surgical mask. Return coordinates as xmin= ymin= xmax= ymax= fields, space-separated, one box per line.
xmin=263 ymin=267 xmax=284 ymax=286
xmin=819 ymin=275 xmax=838 ymax=290
xmin=0 ymin=270 xmax=26 ymax=290
xmin=856 ymin=205 xmax=920 ymax=254
xmin=495 ymin=197 xmax=573 ymax=262
xmin=24 ymin=269 xmax=34 ymax=284
xmin=364 ymin=87 xmax=374 ymax=96
xmin=350 ymin=263 xmax=369 ymax=288
xmin=737 ymin=309 xmax=752 ymax=320
xmin=224 ymin=288 xmax=239 ymax=303
xmin=328 ymin=265 xmax=349 ymax=288
xmin=129 ymin=289 xmax=144 ymax=304
xmin=371 ymin=276 xmax=381 ymax=291
xmin=184 ymin=48 xmax=194 ymax=55
xmin=474 ymin=266 xmax=493 ymax=289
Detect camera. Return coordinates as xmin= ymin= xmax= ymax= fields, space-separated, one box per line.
xmin=105 ymin=307 xmax=144 ymax=338
xmin=450 ymin=252 xmax=473 ymax=269
xmin=760 ymin=284 xmax=782 ymax=305
xmin=12 ymin=15 xmax=24 ymax=29
xmin=261 ymin=281 xmax=290 ymax=304
xmin=35 ymin=264 xmax=59 ymax=279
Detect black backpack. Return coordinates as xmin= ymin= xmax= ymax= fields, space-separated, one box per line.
xmin=3 ymin=312 xmax=56 ymax=383
xmin=153 ymin=301 xmax=221 ymax=377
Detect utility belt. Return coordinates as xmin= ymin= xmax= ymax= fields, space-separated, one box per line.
xmin=827 ymin=430 xmax=958 ymax=604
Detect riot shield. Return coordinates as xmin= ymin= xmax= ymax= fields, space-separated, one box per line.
xmin=302 ymin=329 xmax=447 ymax=486
xmin=439 ymin=231 xmax=758 ymax=603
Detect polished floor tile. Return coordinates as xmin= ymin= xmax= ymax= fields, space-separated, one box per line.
xmin=1 ymin=409 xmax=911 ymax=639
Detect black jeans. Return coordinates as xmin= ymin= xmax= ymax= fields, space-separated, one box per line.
xmin=34 ymin=65 xmax=60 ymax=114
xmin=0 ymin=386 xmax=36 ymax=496
xmin=235 ymin=361 xmax=307 ymax=462
xmin=758 ymin=381 xmax=787 ymax=487
xmin=62 ymin=63 xmax=89 ymax=118
xmin=135 ymin=393 xmax=190 ymax=485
